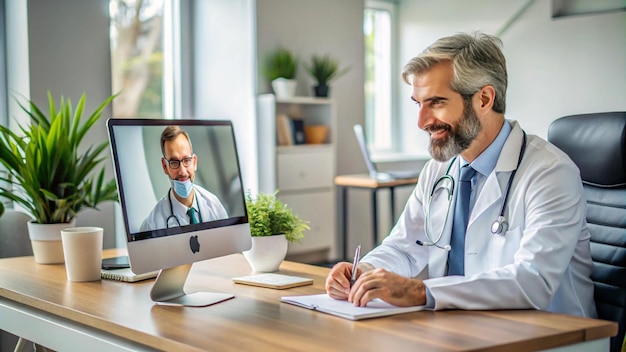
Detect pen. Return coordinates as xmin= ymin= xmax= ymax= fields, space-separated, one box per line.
xmin=350 ymin=245 xmax=361 ymax=287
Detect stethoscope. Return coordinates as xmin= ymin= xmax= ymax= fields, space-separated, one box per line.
xmin=165 ymin=188 xmax=203 ymax=228
xmin=417 ymin=131 xmax=527 ymax=251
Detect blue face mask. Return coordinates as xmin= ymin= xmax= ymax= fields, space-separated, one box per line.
xmin=171 ymin=179 xmax=193 ymax=198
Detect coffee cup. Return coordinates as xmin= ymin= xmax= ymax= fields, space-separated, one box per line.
xmin=61 ymin=227 xmax=103 ymax=282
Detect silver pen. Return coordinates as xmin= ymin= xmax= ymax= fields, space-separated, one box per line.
xmin=350 ymin=245 xmax=361 ymax=287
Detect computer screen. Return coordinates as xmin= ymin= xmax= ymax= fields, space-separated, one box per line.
xmin=107 ymin=119 xmax=251 ymax=306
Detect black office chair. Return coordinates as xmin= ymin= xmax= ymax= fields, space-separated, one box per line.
xmin=548 ymin=111 xmax=626 ymax=352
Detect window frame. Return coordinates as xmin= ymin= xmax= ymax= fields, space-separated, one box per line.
xmin=364 ymin=0 xmax=400 ymax=157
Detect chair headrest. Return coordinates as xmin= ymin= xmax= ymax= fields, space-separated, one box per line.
xmin=548 ymin=112 xmax=626 ymax=187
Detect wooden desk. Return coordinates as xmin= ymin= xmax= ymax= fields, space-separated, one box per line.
xmin=0 ymin=250 xmax=617 ymax=352
xmin=334 ymin=174 xmax=418 ymax=260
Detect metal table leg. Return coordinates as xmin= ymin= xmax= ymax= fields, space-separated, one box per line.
xmin=390 ymin=186 xmax=396 ymax=223
xmin=341 ymin=186 xmax=348 ymax=261
xmin=371 ymin=189 xmax=378 ymax=247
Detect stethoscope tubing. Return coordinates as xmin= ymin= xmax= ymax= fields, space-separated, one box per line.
xmin=422 ymin=131 xmax=527 ymax=249
xmin=166 ymin=188 xmax=202 ymax=228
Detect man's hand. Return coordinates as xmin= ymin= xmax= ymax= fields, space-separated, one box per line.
xmin=348 ymin=267 xmax=426 ymax=307
xmin=325 ymin=262 xmax=375 ymax=300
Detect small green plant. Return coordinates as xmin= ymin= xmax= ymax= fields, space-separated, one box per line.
xmin=262 ymin=47 xmax=298 ymax=81
xmin=0 ymin=92 xmax=118 ymax=224
xmin=304 ymin=54 xmax=350 ymax=86
xmin=245 ymin=190 xmax=309 ymax=243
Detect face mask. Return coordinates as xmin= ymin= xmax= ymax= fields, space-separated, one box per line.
xmin=171 ymin=179 xmax=193 ymax=198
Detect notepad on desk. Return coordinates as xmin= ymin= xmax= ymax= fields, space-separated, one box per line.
xmin=101 ymin=268 xmax=158 ymax=282
xmin=280 ymin=293 xmax=424 ymax=321
xmin=232 ymin=273 xmax=313 ymax=289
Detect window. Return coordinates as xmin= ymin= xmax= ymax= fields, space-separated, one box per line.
xmin=364 ymin=1 xmax=395 ymax=153
xmin=109 ymin=0 xmax=180 ymax=119
xmin=0 ymin=0 xmax=7 ymax=127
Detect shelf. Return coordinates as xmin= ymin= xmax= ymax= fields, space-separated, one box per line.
xmin=277 ymin=144 xmax=333 ymax=154
xmin=275 ymin=96 xmax=331 ymax=105
xmin=257 ymin=94 xmax=337 ymax=261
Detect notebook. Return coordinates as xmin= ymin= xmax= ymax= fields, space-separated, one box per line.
xmin=280 ymin=293 xmax=424 ymax=321
xmin=353 ymin=124 xmax=420 ymax=181
xmin=232 ymin=273 xmax=314 ymax=289
xmin=101 ymin=268 xmax=158 ymax=282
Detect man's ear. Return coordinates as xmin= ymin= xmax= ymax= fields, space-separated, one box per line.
xmin=477 ymin=85 xmax=496 ymax=112
xmin=161 ymin=158 xmax=168 ymax=174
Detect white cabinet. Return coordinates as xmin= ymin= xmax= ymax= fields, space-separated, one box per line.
xmin=257 ymin=94 xmax=336 ymax=261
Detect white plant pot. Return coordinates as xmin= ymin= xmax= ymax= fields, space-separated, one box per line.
xmin=242 ymin=234 xmax=288 ymax=272
xmin=28 ymin=220 xmax=76 ymax=264
xmin=271 ymin=78 xmax=297 ymax=99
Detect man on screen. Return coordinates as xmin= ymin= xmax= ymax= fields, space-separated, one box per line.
xmin=140 ymin=126 xmax=228 ymax=231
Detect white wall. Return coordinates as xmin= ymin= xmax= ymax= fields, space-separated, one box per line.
xmin=6 ymin=0 xmax=117 ymax=248
xmin=256 ymin=0 xmax=366 ymax=177
xmin=193 ymin=0 xmax=258 ymax=195
xmin=397 ymin=0 xmax=626 ymax=156
xmin=255 ymin=0 xmax=371 ymax=258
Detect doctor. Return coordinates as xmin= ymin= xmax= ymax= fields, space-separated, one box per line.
xmin=325 ymin=32 xmax=596 ymax=318
xmin=140 ymin=126 xmax=228 ymax=232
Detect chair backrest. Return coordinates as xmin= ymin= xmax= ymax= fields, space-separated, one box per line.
xmin=0 ymin=208 xmax=33 ymax=258
xmin=548 ymin=111 xmax=626 ymax=352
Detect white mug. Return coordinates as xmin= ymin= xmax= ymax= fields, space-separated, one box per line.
xmin=61 ymin=227 xmax=103 ymax=282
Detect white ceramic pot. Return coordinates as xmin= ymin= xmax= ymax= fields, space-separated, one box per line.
xmin=242 ymin=234 xmax=288 ymax=272
xmin=271 ymin=78 xmax=297 ymax=99
xmin=28 ymin=220 xmax=76 ymax=264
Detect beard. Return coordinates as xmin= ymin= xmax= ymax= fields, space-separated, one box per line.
xmin=428 ymin=99 xmax=482 ymax=162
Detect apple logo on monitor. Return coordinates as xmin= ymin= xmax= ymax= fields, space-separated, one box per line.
xmin=189 ymin=235 xmax=200 ymax=253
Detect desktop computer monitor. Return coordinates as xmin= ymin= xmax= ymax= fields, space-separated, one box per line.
xmin=107 ymin=119 xmax=251 ymax=306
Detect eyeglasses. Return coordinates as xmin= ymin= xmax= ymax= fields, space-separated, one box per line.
xmin=164 ymin=155 xmax=194 ymax=169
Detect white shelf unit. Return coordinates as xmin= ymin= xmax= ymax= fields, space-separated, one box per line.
xmin=257 ymin=94 xmax=337 ymax=261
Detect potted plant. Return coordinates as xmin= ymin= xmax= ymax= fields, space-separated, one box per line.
xmin=242 ymin=190 xmax=309 ymax=272
xmin=304 ymin=54 xmax=350 ymax=97
xmin=262 ymin=47 xmax=299 ymax=99
xmin=0 ymin=92 xmax=118 ymax=264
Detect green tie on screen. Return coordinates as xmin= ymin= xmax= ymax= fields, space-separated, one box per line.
xmin=187 ymin=207 xmax=199 ymax=224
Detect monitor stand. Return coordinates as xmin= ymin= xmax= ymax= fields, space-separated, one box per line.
xmin=149 ymin=264 xmax=234 ymax=307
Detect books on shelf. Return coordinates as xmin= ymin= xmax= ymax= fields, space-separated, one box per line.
xmin=280 ymin=293 xmax=424 ymax=321
xmin=276 ymin=113 xmax=325 ymax=146
xmin=276 ymin=113 xmax=293 ymax=146
xmin=290 ymin=119 xmax=306 ymax=145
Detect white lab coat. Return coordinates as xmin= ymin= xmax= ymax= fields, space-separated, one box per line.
xmin=140 ymin=185 xmax=228 ymax=232
xmin=362 ymin=121 xmax=596 ymax=317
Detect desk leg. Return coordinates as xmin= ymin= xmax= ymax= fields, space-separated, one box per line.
xmin=390 ymin=186 xmax=396 ymax=223
xmin=341 ymin=186 xmax=348 ymax=261
xmin=371 ymin=190 xmax=378 ymax=247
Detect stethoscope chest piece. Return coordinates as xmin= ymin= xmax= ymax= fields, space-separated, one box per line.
xmin=491 ymin=216 xmax=508 ymax=236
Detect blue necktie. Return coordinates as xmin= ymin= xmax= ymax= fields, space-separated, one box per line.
xmin=187 ymin=207 xmax=199 ymax=224
xmin=448 ymin=164 xmax=476 ymax=276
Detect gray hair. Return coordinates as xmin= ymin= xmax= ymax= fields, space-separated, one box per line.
xmin=402 ymin=32 xmax=508 ymax=114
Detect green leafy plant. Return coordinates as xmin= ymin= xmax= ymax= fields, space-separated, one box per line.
xmin=262 ymin=47 xmax=298 ymax=81
xmin=0 ymin=92 xmax=118 ymax=224
xmin=245 ymin=190 xmax=309 ymax=243
xmin=304 ymin=54 xmax=350 ymax=86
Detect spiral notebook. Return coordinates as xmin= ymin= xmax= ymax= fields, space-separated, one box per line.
xmin=101 ymin=268 xmax=158 ymax=282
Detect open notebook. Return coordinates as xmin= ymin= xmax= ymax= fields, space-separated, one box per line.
xmin=281 ymin=293 xmax=424 ymax=321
